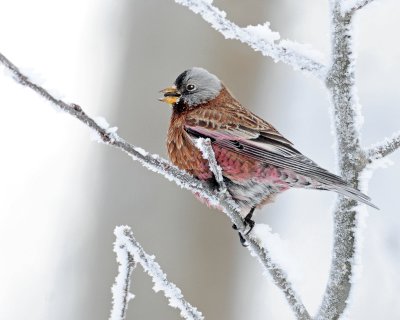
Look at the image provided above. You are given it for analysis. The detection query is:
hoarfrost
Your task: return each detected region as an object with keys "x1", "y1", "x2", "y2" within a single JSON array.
[
  {"x1": 90, "y1": 116, "x2": 119, "y2": 143},
  {"x1": 175, "y1": 0, "x2": 326, "y2": 78},
  {"x1": 340, "y1": 0, "x2": 378, "y2": 14},
  {"x1": 280, "y1": 39, "x2": 326, "y2": 65},
  {"x1": 251, "y1": 224, "x2": 302, "y2": 285},
  {"x1": 244, "y1": 22, "x2": 280, "y2": 43},
  {"x1": 109, "y1": 232, "x2": 135, "y2": 320},
  {"x1": 114, "y1": 226, "x2": 204, "y2": 320}
]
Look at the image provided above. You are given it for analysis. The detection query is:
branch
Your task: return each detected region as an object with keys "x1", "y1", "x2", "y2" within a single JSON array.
[
  {"x1": 174, "y1": 0, "x2": 327, "y2": 79},
  {"x1": 341, "y1": 0, "x2": 376, "y2": 14},
  {"x1": 195, "y1": 138, "x2": 225, "y2": 190},
  {"x1": 195, "y1": 138, "x2": 310, "y2": 320},
  {"x1": 366, "y1": 130, "x2": 400, "y2": 161},
  {"x1": 318, "y1": 2, "x2": 364, "y2": 319},
  {"x1": 0, "y1": 51, "x2": 309, "y2": 319},
  {"x1": 114, "y1": 226, "x2": 204, "y2": 320},
  {"x1": 110, "y1": 233, "x2": 136, "y2": 320}
]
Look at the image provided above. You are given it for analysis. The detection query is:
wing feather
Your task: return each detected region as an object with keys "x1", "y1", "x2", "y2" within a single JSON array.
[{"x1": 184, "y1": 106, "x2": 377, "y2": 208}]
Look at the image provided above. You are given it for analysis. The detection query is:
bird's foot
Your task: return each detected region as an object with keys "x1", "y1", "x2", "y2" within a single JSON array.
[
  {"x1": 232, "y1": 224, "x2": 247, "y2": 246},
  {"x1": 232, "y1": 207, "x2": 256, "y2": 247}
]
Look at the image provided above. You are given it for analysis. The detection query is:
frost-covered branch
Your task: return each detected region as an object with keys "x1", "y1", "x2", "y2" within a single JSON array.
[
  {"x1": 174, "y1": 0, "x2": 327, "y2": 78},
  {"x1": 317, "y1": 2, "x2": 366, "y2": 319},
  {"x1": 366, "y1": 131, "x2": 400, "y2": 161},
  {"x1": 195, "y1": 138, "x2": 310, "y2": 320},
  {"x1": 0, "y1": 51, "x2": 309, "y2": 319},
  {"x1": 114, "y1": 226, "x2": 203, "y2": 320},
  {"x1": 341, "y1": 0, "x2": 376, "y2": 13},
  {"x1": 195, "y1": 138, "x2": 226, "y2": 190},
  {"x1": 110, "y1": 234, "x2": 135, "y2": 320}
]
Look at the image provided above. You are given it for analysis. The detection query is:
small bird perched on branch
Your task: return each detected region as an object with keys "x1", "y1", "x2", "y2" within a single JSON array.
[{"x1": 160, "y1": 67, "x2": 377, "y2": 242}]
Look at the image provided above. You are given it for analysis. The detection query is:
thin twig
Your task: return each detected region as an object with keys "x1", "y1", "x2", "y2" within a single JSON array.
[
  {"x1": 110, "y1": 236, "x2": 136, "y2": 320},
  {"x1": 175, "y1": 0, "x2": 327, "y2": 79},
  {"x1": 343, "y1": 0, "x2": 376, "y2": 13},
  {"x1": 366, "y1": 131, "x2": 400, "y2": 161},
  {"x1": 115, "y1": 226, "x2": 204, "y2": 320},
  {"x1": 195, "y1": 138, "x2": 226, "y2": 190},
  {"x1": 195, "y1": 138, "x2": 311, "y2": 320}
]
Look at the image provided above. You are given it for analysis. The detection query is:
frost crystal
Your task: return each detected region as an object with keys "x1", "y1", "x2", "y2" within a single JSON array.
[
  {"x1": 113, "y1": 226, "x2": 204, "y2": 320},
  {"x1": 244, "y1": 22, "x2": 280, "y2": 43}
]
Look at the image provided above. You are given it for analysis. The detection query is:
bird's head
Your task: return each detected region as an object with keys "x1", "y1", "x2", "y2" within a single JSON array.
[{"x1": 160, "y1": 67, "x2": 222, "y2": 107}]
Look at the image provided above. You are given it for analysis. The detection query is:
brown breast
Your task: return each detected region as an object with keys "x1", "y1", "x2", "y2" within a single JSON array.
[{"x1": 167, "y1": 110, "x2": 213, "y2": 180}]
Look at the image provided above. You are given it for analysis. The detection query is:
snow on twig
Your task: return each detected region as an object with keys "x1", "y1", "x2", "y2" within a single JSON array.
[
  {"x1": 114, "y1": 226, "x2": 204, "y2": 320},
  {"x1": 174, "y1": 0, "x2": 327, "y2": 79},
  {"x1": 195, "y1": 138, "x2": 225, "y2": 190},
  {"x1": 366, "y1": 130, "x2": 400, "y2": 161},
  {"x1": 341, "y1": 0, "x2": 377, "y2": 14},
  {"x1": 110, "y1": 235, "x2": 136, "y2": 320},
  {"x1": 0, "y1": 51, "x2": 309, "y2": 319}
]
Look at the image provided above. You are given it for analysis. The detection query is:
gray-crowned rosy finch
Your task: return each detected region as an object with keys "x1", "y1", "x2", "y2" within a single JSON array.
[{"x1": 160, "y1": 67, "x2": 377, "y2": 240}]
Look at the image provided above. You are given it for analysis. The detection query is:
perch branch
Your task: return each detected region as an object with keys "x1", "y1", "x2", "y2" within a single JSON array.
[
  {"x1": 195, "y1": 138, "x2": 310, "y2": 320},
  {"x1": 114, "y1": 226, "x2": 204, "y2": 320},
  {"x1": 0, "y1": 51, "x2": 309, "y2": 320},
  {"x1": 195, "y1": 138, "x2": 226, "y2": 190},
  {"x1": 175, "y1": 0, "x2": 327, "y2": 79},
  {"x1": 110, "y1": 234, "x2": 135, "y2": 320}
]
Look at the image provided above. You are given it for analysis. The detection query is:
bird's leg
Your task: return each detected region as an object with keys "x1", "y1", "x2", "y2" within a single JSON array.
[
  {"x1": 244, "y1": 207, "x2": 255, "y2": 235},
  {"x1": 232, "y1": 207, "x2": 256, "y2": 246}
]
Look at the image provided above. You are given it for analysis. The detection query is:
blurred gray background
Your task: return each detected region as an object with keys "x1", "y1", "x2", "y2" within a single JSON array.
[{"x1": 1, "y1": 0, "x2": 399, "y2": 319}]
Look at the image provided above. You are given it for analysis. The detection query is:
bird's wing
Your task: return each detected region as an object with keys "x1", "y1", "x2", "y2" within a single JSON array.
[{"x1": 184, "y1": 105, "x2": 377, "y2": 208}]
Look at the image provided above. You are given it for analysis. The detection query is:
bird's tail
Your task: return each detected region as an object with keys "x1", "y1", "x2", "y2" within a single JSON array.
[{"x1": 325, "y1": 184, "x2": 379, "y2": 209}]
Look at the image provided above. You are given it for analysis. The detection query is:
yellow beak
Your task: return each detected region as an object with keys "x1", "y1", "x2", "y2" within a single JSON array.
[{"x1": 159, "y1": 86, "x2": 181, "y2": 105}]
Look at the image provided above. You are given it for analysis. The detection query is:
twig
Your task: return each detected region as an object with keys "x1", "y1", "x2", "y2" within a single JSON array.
[
  {"x1": 195, "y1": 138, "x2": 311, "y2": 320},
  {"x1": 195, "y1": 138, "x2": 225, "y2": 190},
  {"x1": 366, "y1": 130, "x2": 400, "y2": 161},
  {"x1": 110, "y1": 235, "x2": 136, "y2": 320},
  {"x1": 174, "y1": 0, "x2": 327, "y2": 79},
  {"x1": 342, "y1": 0, "x2": 376, "y2": 13},
  {"x1": 0, "y1": 50, "x2": 309, "y2": 319},
  {"x1": 114, "y1": 226, "x2": 204, "y2": 320}
]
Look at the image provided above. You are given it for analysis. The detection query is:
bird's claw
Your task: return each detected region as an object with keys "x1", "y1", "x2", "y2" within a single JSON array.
[{"x1": 232, "y1": 213, "x2": 256, "y2": 247}]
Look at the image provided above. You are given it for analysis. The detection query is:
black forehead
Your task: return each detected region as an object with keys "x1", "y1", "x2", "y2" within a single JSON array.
[{"x1": 174, "y1": 70, "x2": 189, "y2": 87}]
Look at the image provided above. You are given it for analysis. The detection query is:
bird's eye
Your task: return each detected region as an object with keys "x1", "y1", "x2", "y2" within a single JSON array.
[{"x1": 186, "y1": 84, "x2": 196, "y2": 91}]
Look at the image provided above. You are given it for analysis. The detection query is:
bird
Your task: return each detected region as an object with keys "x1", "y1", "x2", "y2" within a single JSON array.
[{"x1": 159, "y1": 67, "x2": 377, "y2": 243}]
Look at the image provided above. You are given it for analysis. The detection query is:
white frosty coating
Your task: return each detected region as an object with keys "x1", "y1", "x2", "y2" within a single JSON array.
[
  {"x1": 367, "y1": 130, "x2": 400, "y2": 160},
  {"x1": 19, "y1": 66, "x2": 65, "y2": 100},
  {"x1": 174, "y1": 0, "x2": 326, "y2": 78},
  {"x1": 94, "y1": 116, "x2": 110, "y2": 129},
  {"x1": 195, "y1": 138, "x2": 224, "y2": 186},
  {"x1": 109, "y1": 234, "x2": 136, "y2": 320},
  {"x1": 244, "y1": 22, "x2": 280, "y2": 43},
  {"x1": 340, "y1": 0, "x2": 377, "y2": 14},
  {"x1": 359, "y1": 156, "x2": 393, "y2": 193},
  {"x1": 90, "y1": 116, "x2": 119, "y2": 143},
  {"x1": 252, "y1": 224, "x2": 302, "y2": 284},
  {"x1": 280, "y1": 39, "x2": 327, "y2": 65},
  {"x1": 114, "y1": 226, "x2": 204, "y2": 320}
]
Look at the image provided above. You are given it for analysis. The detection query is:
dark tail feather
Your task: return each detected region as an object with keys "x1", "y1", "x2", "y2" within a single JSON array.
[{"x1": 328, "y1": 184, "x2": 379, "y2": 209}]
